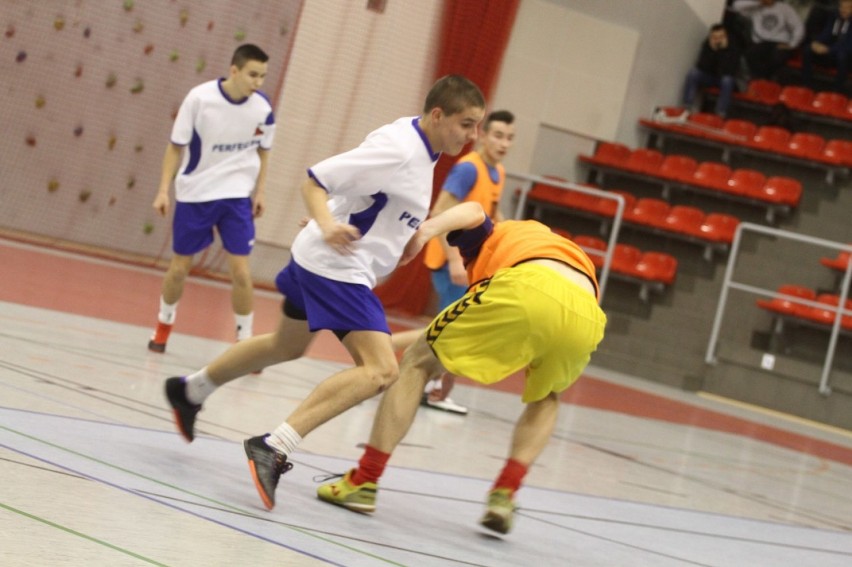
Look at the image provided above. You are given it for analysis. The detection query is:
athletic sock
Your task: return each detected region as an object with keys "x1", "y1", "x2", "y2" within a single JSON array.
[
  {"x1": 351, "y1": 445, "x2": 391, "y2": 486},
  {"x1": 266, "y1": 422, "x2": 302, "y2": 456},
  {"x1": 184, "y1": 368, "x2": 216, "y2": 405},
  {"x1": 492, "y1": 458, "x2": 528, "y2": 493},
  {"x1": 235, "y1": 312, "x2": 254, "y2": 341},
  {"x1": 158, "y1": 296, "x2": 178, "y2": 325}
]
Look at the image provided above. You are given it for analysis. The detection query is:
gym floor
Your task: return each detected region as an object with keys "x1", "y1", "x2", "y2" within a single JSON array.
[{"x1": 2, "y1": 239, "x2": 852, "y2": 566}]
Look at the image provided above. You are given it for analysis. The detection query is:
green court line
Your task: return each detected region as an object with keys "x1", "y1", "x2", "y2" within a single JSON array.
[
  {"x1": 0, "y1": 502, "x2": 168, "y2": 566},
  {"x1": 2, "y1": 424, "x2": 404, "y2": 566}
]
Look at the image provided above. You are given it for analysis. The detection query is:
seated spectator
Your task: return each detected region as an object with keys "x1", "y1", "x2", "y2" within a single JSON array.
[
  {"x1": 801, "y1": 0, "x2": 852, "y2": 93},
  {"x1": 682, "y1": 23, "x2": 741, "y2": 118},
  {"x1": 731, "y1": 0, "x2": 805, "y2": 80}
]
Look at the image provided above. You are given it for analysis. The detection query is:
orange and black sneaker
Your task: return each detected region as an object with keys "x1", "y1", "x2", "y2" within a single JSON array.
[
  {"x1": 244, "y1": 434, "x2": 293, "y2": 510},
  {"x1": 148, "y1": 322, "x2": 173, "y2": 353},
  {"x1": 164, "y1": 377, "x2": 201, "y2": 442}
]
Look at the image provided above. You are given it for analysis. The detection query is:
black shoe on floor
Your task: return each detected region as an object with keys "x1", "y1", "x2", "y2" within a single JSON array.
[
  {"x1": 164, "y1": 377, "x2": 201, "y2": 442},
  {"x1": 244, "y1": 434, "x2": 294, "y2": 510}
]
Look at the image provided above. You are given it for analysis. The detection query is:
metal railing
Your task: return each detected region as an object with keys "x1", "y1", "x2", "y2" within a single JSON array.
[
  {"x1": 705, "y1": 222, "x2": 852, "y2": 395},
  {"x1": 506, "y1": 172, "x2": 627, "y2": 301}
]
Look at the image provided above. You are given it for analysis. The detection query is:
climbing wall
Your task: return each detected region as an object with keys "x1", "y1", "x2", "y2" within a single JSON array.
[{"x1": 0, "y1": 0, "x2": 302, "y2": 260}]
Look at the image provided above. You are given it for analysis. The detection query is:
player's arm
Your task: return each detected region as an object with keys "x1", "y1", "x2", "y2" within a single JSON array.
[
  {"x1": 300, "y1": 176, "x2": 361, "y2": 254},
  {"x1": 252, "y1": 148, "x2": 270, "y2": 218},
  {"x1": 400, "y1": 202, "x2": 485, "y2": 266},
  {"x1": 152, "y1": 143, "x2": 183, "y2": 217}
]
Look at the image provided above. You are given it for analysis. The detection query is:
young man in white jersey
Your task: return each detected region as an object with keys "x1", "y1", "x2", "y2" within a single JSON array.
[
  {"x1": 148, "y1": 44, "x2": 275, "y2": 353},
  {"x1": 163, "y1": 75, "x2": 486, "y2": 511}
]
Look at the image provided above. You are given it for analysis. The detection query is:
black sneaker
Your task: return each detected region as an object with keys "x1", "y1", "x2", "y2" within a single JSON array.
[
  {"x1": 147, "y1": 339, "x2": 166, "y2": 353},
  {"x1": 244, "y1": 434, "x2": 293, "y2": 510},
  {"x1": 164, "y1": 377, "x2": 201, "y2": 443}
]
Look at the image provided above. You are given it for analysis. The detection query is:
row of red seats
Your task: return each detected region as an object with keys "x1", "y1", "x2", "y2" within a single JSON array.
[
  {"x1": 551, "y1": 227, "x2": 678, "y2": 291},
  {"x1": 722, "y1": 79, "x2": 852, "y2": 122},
  {"x1": 529, "y1": 183, "x2": 740, "y2": 243},
  {"x1": 641, "y1": 111, "x2": 852, "y2": 167},
  {"x1": 580, "y1": 142, "x2": 802, "y2": 206},
  {"x1": 821, "y1": 249, "x2": 851, "y2": 273},
  {"x1": 757, "y1": 285, "x2": 852, "y2": 331}
]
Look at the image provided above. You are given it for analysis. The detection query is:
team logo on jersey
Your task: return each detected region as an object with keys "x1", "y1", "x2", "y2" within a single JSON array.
[{"x1": 254, "y1": 123, "x2": 265, "y2": 136}]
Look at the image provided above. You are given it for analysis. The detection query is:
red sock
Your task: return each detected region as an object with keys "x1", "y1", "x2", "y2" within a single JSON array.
[
  {"x1": 351, "y1": 445, "x2": 390, "y2": 486},
  {"x1": 492, "y1": 458, "x2": 528, "y2": 493}
]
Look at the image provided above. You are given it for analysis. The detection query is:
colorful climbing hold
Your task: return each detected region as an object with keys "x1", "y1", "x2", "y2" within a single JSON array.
[
  {"x1": 234, "y1": 29, "x2": 246, "y2": 41},
  {"x1": 47, "y1": 179, "x2": 60, "y2": 193},
  {"x1": 16, "y1": 51, "x2": 27, "y2": 63},
  {"x1": 108, "y1": 135, "x2": 117, "y2": 150},
  {"x1": 123, "y1": 0, "x2": 134, "y2": 12},
  {"x1": 169, "y1": 50, "x2": 179, "y2": 62},
  {"x1": 207, "y1": 21, "x2": 214, "y2": 31},
  {"x1": 35, "y1": 95, "x2": 46, "y2": 109},
  {"x1": 73, "y1": 125, "x2": 84, "y2": 137},
  {"x1": 78, "y1": 189, "x2": 92, "y2": 203},
  {"x1": 179, "y1": 9, "x2": 189, "y2": 27},
  {"x1": 134, "y1": 143, "x2": 144, "y2": 153},
  {"x1": 130, "y1": 79, "x2": 144, "y2": 94},
  {"x1": 5, "y1": 25, "x2": 15, "y2": 38},
  {"x1": 144, "y1": 44, "x2": 154, "y2": 55},
  {"x1": 25, "y1": 135, "x2": 36, "y2": 147},
  {"x1": 83, "y1": 26, "x2": 91, "y2": 38},
  {"x1": 108, "y1": 196, "x2": 117, "y2": 206},
  {"x1": 106, "y1": 73, "x2": 117, "y2": 88},
  {"x1": 127, "y1": 176, "x2": 136, "y2": 189},
  {"x1": 74, "y1": 64, "x2": 83, "y2": 78},
  {"x1": 143, "y1": 222, "x2": 154, "y2": 234},
  {"x1": 54, "y1": 17, "x2": 65, "y2": 31},
  {"x1": 195, "y1": 58, "x2": 206, "y2": 73},
  {"x1": 133, "y1": 20, "x2": 144, "y2": 33}
]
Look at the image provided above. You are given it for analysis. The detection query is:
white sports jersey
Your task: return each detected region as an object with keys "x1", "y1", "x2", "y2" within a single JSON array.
[
  {"x1": 170, "y1": 79, "x2": 275, "y2": 202},
  {"x1": 291, "y1": 116, "x2": 438, "y2": 288}
]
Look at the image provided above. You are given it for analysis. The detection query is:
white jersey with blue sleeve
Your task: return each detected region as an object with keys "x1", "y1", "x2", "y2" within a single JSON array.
[
  {"x1": 170, "y1": 79, "x2": 275, "y2": 203},
  {"x1": 291, "y1": 116, "x2": 438, "y2": 288}
]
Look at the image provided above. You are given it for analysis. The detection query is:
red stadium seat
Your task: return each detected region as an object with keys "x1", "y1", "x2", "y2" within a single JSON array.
[
  {"x1": 573, "y1": 235, "x2": 607, "y2": 268},
  {"x1": 755, "y1": 176, "x2": 802, "y2": 206},
  {"x1": 634, "y1": 252, "x2": 678, "y2": 285},
  {"x1": 664, "y1": 205, "x2": 706, "y2": 237},
  {"x1": 785, "y1": 132, "x2": 825, "y2": 159},
  {"x1": 800, "y1": 294, "x2": 852, "y2": 329},
  {"x1": 810, "y1": 91, "x2": 847, "y2": 116},
  {"x1": 527, "y1": 183, "x2": 566, "y2": 206},
  {"x1": 551, "y1": 227, "x2": 572, "y2": 240},
  {"x1": 687, "y1": 112, "x2": 725, "y2": 131},
  {"x1": 822, "y1": 139, "x2": 852, "y2": 166},
  {"x1": 692, "y1": 161, "x2": 733, "y2": 192},
  {"x1": 820, "y1": 249, "x2": 851, "y2": 272},
  {"x1": 591, "y1": 142, "x2": 631, "y2": 166},
  {"x1": 726, "y1": 168, "x2": 767, "y2": 196},
  {"x1": 610, "y1": 244, "x2": 642, "y2": 276},
  {"x1": 699, "y1": 213, "x2": 739, "y2": 243},
  {"x1": 756, "y1": 284, "x2": 816, "y2": 317},
  {"x1": 779, "y1": 85, "x2": 815, "y2": 111},
  {"x1": 722, "y1": 119, "x2": 757, "y2": 143},
  {"x1": 751, "y1": 126, "x2": 791, "y2": 152},
  {"x1": 742, "y1": 79, "x2": 782, "y2": 104},
  {"x1": 625, "y1": 198, "x2": 670, "y2": 228},
  {"x1": 624, "y1": 148, "x2": 664, "y2": 174},
  {"x1": 659, "y1": 154, "x2": 698, "y2": 183},
  {"x1": 596, "y1": 189, "x2": 636, "y2": 217}
]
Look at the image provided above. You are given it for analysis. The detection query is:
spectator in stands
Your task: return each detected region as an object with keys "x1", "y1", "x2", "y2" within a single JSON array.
[
  {"x1": 731, "y1": 0, "x2": 805, "y2": 80},
  {"x1": 801, "y1": 0, "x2": 852, "y2": 94},
  {"x1": 682, "y1": 23, "x2": 742, "y2": 118}
]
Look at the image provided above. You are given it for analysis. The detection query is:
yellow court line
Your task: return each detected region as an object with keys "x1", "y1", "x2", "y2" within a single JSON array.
[{"x1": 697, "y1": 391, "x2": 852, "y2": 440}]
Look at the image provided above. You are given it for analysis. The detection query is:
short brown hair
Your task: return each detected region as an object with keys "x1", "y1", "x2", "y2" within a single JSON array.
[
  {"x1": 231, "y1": 44, "x2": 269, "y2": 68},
  {"x1": 423, "y1": 75, "x2": 485, "y2": 116}
]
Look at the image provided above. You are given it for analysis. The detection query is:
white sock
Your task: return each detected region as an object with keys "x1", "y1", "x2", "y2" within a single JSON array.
[
  {"x1": 235, "y1": 312, "x2": 254, "y2": 341},
  {"x1": 158, "y1": 296, "x2": 178, "y2": 325},
  {"x1": 265, "y1": 422, "x2": 302, "y2": 456},
  {"x1": 184, "y1": 367, "x2": 217, "y2": 405}
]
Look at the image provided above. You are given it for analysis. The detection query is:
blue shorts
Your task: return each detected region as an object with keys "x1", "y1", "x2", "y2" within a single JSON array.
[
  {"x1": 275, "y1": 259, "x2": 390, "y2": 335},
  {"x1": 172, "y1": 198, "x2": 255, "y2": 256},
  {"x1": 430, "y1": 264, "x2": 469, "y2": 311}
]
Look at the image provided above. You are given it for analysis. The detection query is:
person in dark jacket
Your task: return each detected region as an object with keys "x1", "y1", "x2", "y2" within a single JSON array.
[
  {"x1": 801, "y1": 0, "x2": 852, "y2": 93},
  {"x1": 682, "y1": 23, "x2": 742, "y2": 117}
]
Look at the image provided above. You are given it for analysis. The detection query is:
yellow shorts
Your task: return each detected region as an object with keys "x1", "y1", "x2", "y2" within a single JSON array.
[{"x1": 426, "y1": 263, "x2": 607, "y2": 403}]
